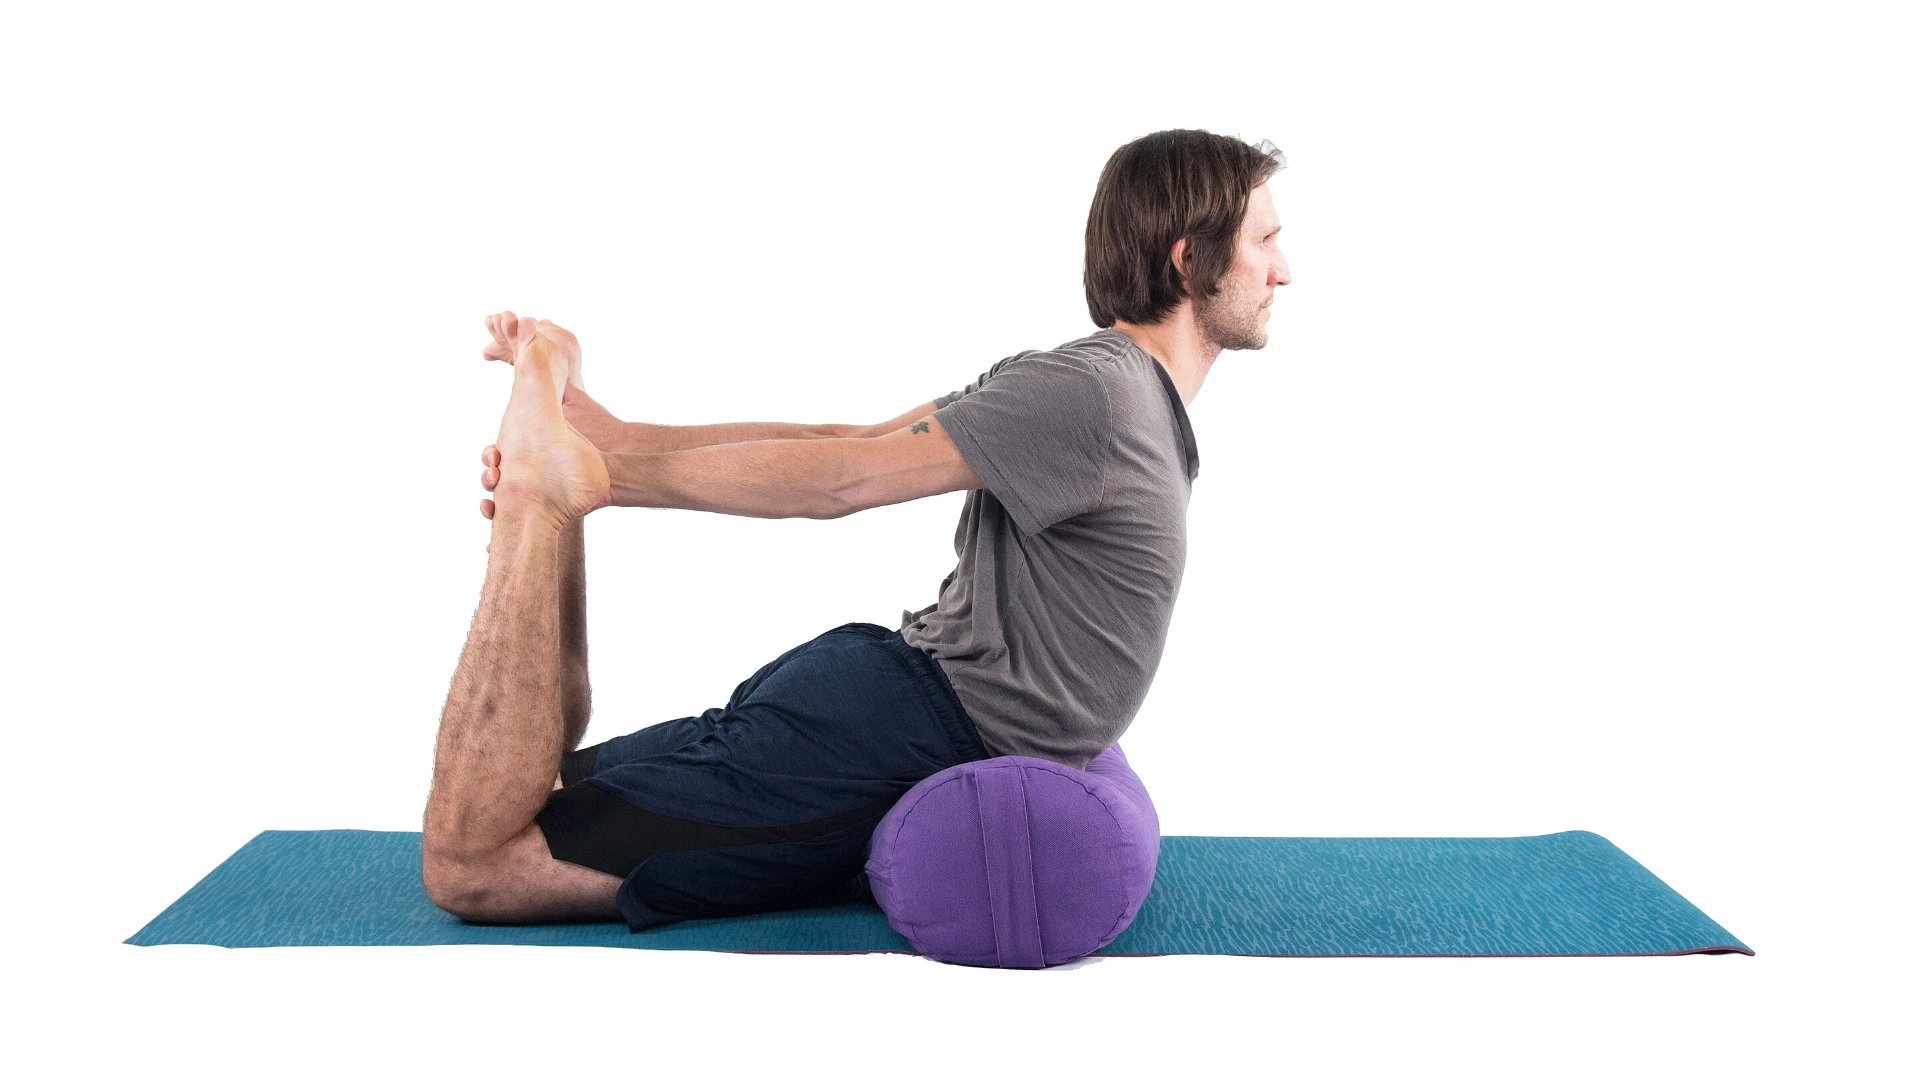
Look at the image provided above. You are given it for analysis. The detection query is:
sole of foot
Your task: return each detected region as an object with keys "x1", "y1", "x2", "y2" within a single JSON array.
[{"x1": 485, "y1": 332, "x2": 609, "y2": 526}]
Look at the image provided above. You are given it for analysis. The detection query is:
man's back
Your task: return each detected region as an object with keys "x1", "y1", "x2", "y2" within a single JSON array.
[{"x1": 903, "y1": 328, "x2": 1200, "y2": 768}]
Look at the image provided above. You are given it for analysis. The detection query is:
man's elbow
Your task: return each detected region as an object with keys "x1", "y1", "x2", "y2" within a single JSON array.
[
  {"x1": 820, "y1": 473, "x2": 951, "y2": 518},
  {"x1": 806, "y1": 490, "x2": 866, "y2": 519},
  {"x1": 802, "y1": 446, "x2": 887, "y2": 518}
]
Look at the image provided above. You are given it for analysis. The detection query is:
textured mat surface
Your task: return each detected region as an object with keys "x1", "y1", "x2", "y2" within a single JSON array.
[{"x1": 127, "y1": 830, "x2": 1750, "y2": 957}]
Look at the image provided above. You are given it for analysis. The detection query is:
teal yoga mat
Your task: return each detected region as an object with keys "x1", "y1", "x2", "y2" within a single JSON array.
[{"x1": 127, "y1": 830, "x2": 1750, "y2": 957}]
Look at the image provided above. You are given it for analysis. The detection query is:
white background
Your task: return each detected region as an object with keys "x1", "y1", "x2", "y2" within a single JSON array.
[{"x1": 3, "y1": 1, "x2": 1914, "y2": 1075}]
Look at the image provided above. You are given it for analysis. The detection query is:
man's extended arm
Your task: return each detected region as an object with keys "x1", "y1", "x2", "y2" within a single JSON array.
[
  {"x1": 602, "y1": 413, "x2": 979, "y2": 519},
  {"x1": 564, "y1": 388, "x2": 937, "y2": 453}
]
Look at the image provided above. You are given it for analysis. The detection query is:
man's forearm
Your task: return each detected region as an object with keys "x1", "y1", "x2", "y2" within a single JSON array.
[
  {"x1": 603, "y1": 440, "x2": 863, "y2": 519},
  {"x1": 595, "y1": 420, "x2": 854, "y2": 453},
  {"x1": 564, "y1": 388, "x2": 852, "y2": 453}
]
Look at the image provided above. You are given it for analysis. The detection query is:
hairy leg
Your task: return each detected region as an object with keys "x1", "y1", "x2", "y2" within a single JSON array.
[
  {"x1": 477, "y1": 468, "x2": 587, "y2": 776},
  {"x1": 425, "y1": 323, "x2": 617, "y2": 923},
  {"x1": 558, "y1": 516, "x2": 589, "y2": 751}
]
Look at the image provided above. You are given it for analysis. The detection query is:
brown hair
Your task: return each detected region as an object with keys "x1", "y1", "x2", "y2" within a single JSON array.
[{"x1": 1083, "y1": 130, "x2": 1285, "y2": 328}]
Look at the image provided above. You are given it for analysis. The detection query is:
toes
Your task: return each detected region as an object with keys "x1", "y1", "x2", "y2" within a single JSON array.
[{"x1": 484, "y1": 314, "x2": 516, "y2": 361}]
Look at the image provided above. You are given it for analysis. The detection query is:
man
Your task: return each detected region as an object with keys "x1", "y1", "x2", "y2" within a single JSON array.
[{"x1": 423, "y1": 129, "x2": 1291, "y2": 928}]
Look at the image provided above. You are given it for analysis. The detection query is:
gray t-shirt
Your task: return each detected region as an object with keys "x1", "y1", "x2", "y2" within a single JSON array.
[{"x1": 901, "y1": 329, "x2": 1200, "y2": 769}]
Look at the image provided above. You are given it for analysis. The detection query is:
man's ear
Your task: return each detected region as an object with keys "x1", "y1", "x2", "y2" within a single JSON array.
[{"x1": 1171, "y1": 237, "x2": 1192, "y2": 291}]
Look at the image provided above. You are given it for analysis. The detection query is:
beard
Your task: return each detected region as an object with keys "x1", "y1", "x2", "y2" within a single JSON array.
[{"x1": 1194, "y1": 278, "x2": 1269, "y2": 352}]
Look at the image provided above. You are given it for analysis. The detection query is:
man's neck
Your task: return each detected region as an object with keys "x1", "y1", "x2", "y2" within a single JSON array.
[{"x1": 1108, "y1": 314, "x2": 1219, "y2": 407}]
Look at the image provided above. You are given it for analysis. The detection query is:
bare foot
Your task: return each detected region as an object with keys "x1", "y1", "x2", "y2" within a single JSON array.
[
  {"x1": 483, "y1": 311, "x2": 585, "y2": 400},
  {"x1": 478, "y1": 330, "x2": 609, "y2": 525}
]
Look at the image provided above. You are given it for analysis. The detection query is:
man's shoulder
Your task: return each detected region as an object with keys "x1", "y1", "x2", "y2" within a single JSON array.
[
  {"x1": 1044, "y1": 328, "x2": 1139, "y2": 364},
  {"x1": 1036, "y1": 330, "x2": 1194, "y2": 478},
  {"x1": 995, "y1": 329, "x2": 1143, "y2": 379}
]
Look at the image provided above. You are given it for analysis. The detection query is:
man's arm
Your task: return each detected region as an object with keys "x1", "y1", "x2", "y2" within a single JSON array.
[
  {"x1": 602, "y1": 413, "x2": 979, "y2": 519},
  {"x1": 565, "y1": 389, "x2": 937, "y2": 453}
]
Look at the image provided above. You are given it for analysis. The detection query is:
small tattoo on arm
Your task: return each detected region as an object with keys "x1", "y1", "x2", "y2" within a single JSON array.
[{"x1": 909, "y1": 420, "x2": 930, "y2": 434}]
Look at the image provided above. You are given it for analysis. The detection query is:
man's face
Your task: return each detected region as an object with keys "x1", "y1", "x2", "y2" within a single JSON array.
[{"x1": 1194, "y1": 182, "x2": 1291, "y2": 352}]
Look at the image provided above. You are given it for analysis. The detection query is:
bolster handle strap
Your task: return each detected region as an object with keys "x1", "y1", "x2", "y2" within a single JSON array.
[{"x1": 972, "y1": 765, "x2": 1045, "y2": 968}]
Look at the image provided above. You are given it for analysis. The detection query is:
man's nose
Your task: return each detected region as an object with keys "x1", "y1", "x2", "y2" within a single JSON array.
[{"x1": 1272, "y1": 249, "x2": 1292, "y2": 287}]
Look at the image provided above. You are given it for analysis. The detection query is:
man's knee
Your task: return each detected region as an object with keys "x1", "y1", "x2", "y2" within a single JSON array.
[{"x1": 422, "y1": 850, "x2": 509, "y2": 923}]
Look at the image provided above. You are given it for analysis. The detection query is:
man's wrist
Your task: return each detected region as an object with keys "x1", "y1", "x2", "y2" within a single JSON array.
[
  {"x1": 603, "y1": 451, "x2": 666, "y2": 508},
  {"x1": 592, "y1": 422, "x2": 659, "y2": 454}
]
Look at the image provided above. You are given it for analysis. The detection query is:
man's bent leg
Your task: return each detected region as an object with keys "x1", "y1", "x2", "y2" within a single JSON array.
[
  {"x1": 423, "y1": 319, "x2": 619, "y2": 924},
  {"x1": 423, "y1": 516, "x2": 620, "y2": 922}
]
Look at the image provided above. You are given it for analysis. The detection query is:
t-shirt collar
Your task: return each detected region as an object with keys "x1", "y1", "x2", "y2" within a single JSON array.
[{"x1": 1103, "y1": 330, "x2": 1200, "y2": 483}]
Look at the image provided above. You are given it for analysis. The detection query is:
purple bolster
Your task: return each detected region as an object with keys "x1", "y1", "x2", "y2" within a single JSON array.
[{"x1": 866, "y1": 744, "x2": 1161, "y2": 968}]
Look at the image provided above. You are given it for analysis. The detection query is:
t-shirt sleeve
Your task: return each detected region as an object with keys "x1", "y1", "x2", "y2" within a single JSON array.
[
  {"x1": 932, "y1": 351, "x2": 1112, "y2": 535},
  {"x1": 935, "y1": 351, "x2": 1026, "y2": 409}
]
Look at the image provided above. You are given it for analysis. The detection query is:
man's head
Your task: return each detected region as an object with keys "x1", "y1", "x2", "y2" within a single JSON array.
[{"x1": 1084, "y1": 130, "x2": 1289, "y2": 351}]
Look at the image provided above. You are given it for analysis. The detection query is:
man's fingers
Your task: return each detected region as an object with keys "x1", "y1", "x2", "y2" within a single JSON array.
[
  {"x1": 481, "y1": 498, "x2": 495, "y2": 520},
  {"x1": 481, "y1": 466, "x2": 499, "y2": 491},
  {"x1": 481, "y1": 445, "x2": 500, "y2": 467}
]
